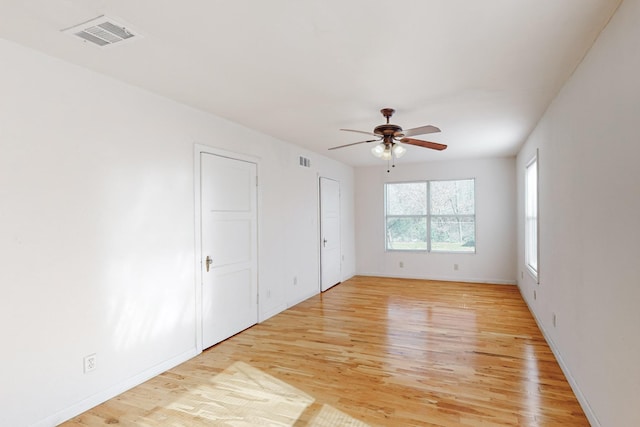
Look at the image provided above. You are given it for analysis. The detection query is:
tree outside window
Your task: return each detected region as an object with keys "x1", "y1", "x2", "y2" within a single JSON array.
[{"x1": 385, "y1": 179, "x2": 475, "y2": 252}]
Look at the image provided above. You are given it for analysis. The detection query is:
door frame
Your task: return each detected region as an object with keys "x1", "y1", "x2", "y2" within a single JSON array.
[{"x1": 193, "y1": 144, "x2": 260, "y2": 352}]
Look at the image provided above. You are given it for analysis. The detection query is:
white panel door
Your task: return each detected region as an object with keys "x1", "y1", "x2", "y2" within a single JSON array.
[
  {"x1": 320, "y1": 177, "x2": 341, "y2": 292},
  {"x1": 201, "y1": 153, "x2": 257, "y2": 349}
]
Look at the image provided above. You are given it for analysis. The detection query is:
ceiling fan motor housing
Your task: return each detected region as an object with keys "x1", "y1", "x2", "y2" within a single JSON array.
[
  {"x1": 374, "y1": 124, "x2": 404, "y2": 144},
  {"x1": 376, "y1": 108, "x2": 405, "y2": 144}
]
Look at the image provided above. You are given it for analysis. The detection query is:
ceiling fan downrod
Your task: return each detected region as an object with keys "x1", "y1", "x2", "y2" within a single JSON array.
[{"x1": 380, "y1": 108, "x2": 395, "y2": 123}]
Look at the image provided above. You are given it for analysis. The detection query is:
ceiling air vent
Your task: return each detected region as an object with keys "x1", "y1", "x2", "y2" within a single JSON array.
[{"x1": 62, "y1": 15, "x2": 141, "y2": 47}]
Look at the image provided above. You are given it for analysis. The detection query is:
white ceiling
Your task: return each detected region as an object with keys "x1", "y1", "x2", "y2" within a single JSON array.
[{"x1": 0, "y1": 0, "x2": 621, "y2": 166}]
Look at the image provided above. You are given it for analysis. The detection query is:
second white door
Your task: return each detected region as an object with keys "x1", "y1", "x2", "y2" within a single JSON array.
[{"x1": 320, "y1": 177, "x2": 341, "y2": 292}]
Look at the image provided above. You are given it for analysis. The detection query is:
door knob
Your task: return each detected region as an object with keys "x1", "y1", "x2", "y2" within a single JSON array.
[
  {"x1": 205, "y1": 256, "x2": 213, "y2": 272},
  {"x1": 323, "y1": 238, "x2": 328, "y2": 247}
]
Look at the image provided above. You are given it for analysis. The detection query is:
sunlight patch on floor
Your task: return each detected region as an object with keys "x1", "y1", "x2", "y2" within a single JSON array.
[
  {"x1": 168, "y1": 361, "x2": 313, "y2": 425},
  {"x1": 308, "y1": 404, "x2": 370, "y2": 427},
  {"x1": 166, "y1": 361, "x2": 368, "y2": 426}
]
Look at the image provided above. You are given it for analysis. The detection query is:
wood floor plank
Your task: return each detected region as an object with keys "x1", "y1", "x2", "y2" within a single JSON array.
[{"x1": 63, "y1": 277, "x2": 589, "y2": 426}]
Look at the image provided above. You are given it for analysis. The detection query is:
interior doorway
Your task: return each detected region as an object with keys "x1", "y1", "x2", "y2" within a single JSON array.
[{"x1": 320, "y1": 177, "x2": 341, "y2": 292}]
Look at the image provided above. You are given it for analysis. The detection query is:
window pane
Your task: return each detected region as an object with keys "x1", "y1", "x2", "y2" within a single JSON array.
[
  {"x1": 430, "y1": 179, "x2": 474, "y2": 215},
  {"x1": 525, "y1": 159, "x2": 538, "y2": 274},
  {"x1": 431, "y1": 217, "x2": 475, "y2": 252},
  {"x1": 386, "y1": 182, "x2": 427, "y2": 215},
  {"x1": 526, "y1": 218, "x2": 538, "y2": 271},
  {"x1": 386, "y1": 217, "x2": 427, "y2": 250}
]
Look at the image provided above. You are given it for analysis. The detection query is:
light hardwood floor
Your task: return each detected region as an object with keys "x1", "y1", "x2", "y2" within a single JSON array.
[{"x1": 63, "y1": 276, "x2": 589, "y2": 426}]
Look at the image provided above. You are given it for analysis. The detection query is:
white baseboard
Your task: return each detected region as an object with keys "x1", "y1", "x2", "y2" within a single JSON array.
[
  {"x1": 286, "y1": 288, "x2": 319, "y2": 309},
  {"x1": 261, "y1": 275, "x2": 356, "y2": 322},
  {"x1": 35, "y1": 347, "x2": 199, "y2": 427},
  {"x1": 260, "y1": 303, "x2": 288, "y2": 323},
  {"x1": 356, "y1": 272, "x2": 516, "y2": 285},
  {"x1": 517, "y1": 285, "x2": 600, "y2": 427}
]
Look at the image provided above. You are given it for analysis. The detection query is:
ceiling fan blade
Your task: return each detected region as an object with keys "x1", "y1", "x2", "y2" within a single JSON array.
[
  {"x1": 340, "y1": 128, "x2": 379, "y2": 137},
  {"x1": 328, "y1": 138, "x2": 381, "y2": 150},
  {"x1": 400, "y1": 138, "x2": 447, "y2": 151},
  {"x1": 403, "y1": 125, "x2": 441, "y2": 137}
]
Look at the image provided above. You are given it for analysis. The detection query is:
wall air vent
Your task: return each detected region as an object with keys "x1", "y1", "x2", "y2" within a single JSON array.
[
  {"x1": 62, "y1": 15, "x2": 141, "y2": 47},
  {"x1": 299, "y1": 156, "x2": 311, "y2": 168}
]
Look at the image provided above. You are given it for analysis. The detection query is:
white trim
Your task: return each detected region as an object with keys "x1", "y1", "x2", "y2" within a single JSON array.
[
  {"x1": 287, "y1": 288, "x2": 320, "y2": 308},
  {"x1": 35, "y1": 348, "x2": 198, "y2": 427},
  {"x1": 316, "y1": 172, "x2": 322, "y2": 294},
  {"x1": 525, "y1": 151, "x2": 539, "y2": 283},
  {"x1": 193, "y1": 143, "x2": 261, "y2": 349},
  {"x1": 260, "y1": 303, "x2": 288, "y2": 323},
  {"x1": 193, "y1": 146, "x2": 203, "y2": 352},
  {"x1": 518, "y1": 287, "x2": 601, "y2": 426},
  {"x1": 356, "y1": 273, "x2": 516, "y2": 285}
]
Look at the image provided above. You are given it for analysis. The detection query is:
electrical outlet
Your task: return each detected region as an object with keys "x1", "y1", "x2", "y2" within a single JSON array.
[
  {"x1": 399, "y1": 261, "x2": 404, "y2": 268},
  {"x1": 521, "y1": 271, "x2": 524, "y2": 279},
  {"x1": 454, "y1": 264, "x2": 459, "y2": 271},
  {"x1": 293, "y1": 276, "x2": 297, "y2": 285},
  {"x1": 533, "y1": 290, "x2": 537, "y2": 300},
  {"x1": 553, "y1": 313, "x2": 557, "y2": 327},
  {"x1": 84, "y1": 354, "x2": 96, "y2": 373}
]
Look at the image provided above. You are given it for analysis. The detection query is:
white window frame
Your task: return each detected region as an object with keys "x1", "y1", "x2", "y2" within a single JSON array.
[
  {"x1": 384, "y1": 179, "x2": 476, "y2": 253},
  {"x1": 525, "y1": 153, "x2": 539, "y2": 281}
]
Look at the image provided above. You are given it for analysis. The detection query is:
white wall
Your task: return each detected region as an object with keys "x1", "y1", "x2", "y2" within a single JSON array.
[
  {"x1": 516, "y1": 0, "x2": 640, "y2": 425},
  {"x1": 355, "y1": 158, "x2": 516, "y2": 284},
  {"x1": 0, "y1": 39, "x2": 355, "y2": 426}
]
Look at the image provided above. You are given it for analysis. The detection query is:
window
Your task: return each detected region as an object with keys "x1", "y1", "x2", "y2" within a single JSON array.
[
  {"x1": 385, "y1": 179, "x2": 475, "y2": 252},
  {"x1": 385, "y1": 182, "x2": 428, "y2": 250},
  {"x1": 525, "y1": 155, "x2": 538, "y2": 279},
  {"x1": 429, "y1": 180, "x2": 475, "y2": 252}
]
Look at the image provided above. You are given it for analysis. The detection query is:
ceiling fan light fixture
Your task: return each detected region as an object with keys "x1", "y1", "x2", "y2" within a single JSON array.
[
  {"x1": 381, "y1": 148, "x2": 392, "y2": 161},
  {"x1": 371, "y1": 143, "x2": 385, "y2": 157},
  {"x1": 392, "y1": 144, "x2": 406, "y2": 158}
]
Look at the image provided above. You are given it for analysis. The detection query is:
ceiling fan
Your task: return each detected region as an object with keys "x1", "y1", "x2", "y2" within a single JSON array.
[{"x1": 329, "y1": 108, "x2": 447, "y2": 161}]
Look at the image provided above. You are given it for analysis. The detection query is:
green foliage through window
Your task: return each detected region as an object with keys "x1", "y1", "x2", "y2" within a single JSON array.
[{"x1": 385, "y1": 179, "x2": 475, "y2": 252}]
